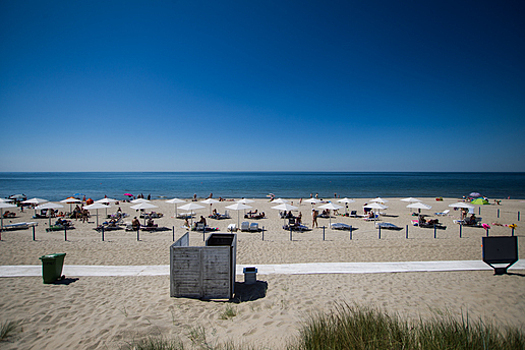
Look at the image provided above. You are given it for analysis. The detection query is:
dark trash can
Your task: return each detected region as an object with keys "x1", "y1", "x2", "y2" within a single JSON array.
[{"x1": 39, "y1": 253, "x2": 66, "y2": 284}]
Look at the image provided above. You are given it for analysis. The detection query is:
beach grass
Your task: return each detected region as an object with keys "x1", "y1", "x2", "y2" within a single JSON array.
[
  {"x1": 0, "y1": 320, "x2": 19, "y2": 342},
  {"x1": 121, "y1": 304, "x2": 525, "y2": 350},
  {"x1": 288, "y1": 303, "x2": 525, "y2": 350}
]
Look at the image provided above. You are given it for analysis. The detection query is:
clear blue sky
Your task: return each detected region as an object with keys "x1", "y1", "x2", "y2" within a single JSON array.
[{"x1": 1, "y1": 1, "x2": 524, "y2": 172}]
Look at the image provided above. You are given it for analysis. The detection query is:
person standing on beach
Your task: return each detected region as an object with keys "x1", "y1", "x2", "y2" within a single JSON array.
[{"x1": 312, "y1": 209, "x2": 318, "y2": 228}]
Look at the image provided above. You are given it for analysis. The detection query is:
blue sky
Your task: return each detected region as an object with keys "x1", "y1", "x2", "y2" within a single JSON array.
[{"x1": 1, "y1": 1, "x2": 524, "y2": 172}]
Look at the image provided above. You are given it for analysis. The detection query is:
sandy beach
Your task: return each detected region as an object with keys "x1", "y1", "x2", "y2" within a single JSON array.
[{"x1": 1, "y1": 197, "x2": 524, "y2": 349}]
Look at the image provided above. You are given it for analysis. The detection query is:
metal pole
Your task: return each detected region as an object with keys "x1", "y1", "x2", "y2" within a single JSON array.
[
  {"x1": 512, "y1": 227, "x2": 515, "y2": 236},
  {"x1": 32, "y1": 225, "x2": 36, "y2": 241},
  {"x1": 486, "y1": 228, "x2": 489, "y2": 237},
  {"x1": 349, "y1": 225, "x2": 352, "y2": 240},
  {"x1": 137, "y1": 227, "x2": 140, "y2": 241},
  {"x1": 405, "y1": 225, "x2": 408, "y2": 239},
  {"x1": 172, "y1": 226, "x2": 175, "y2": 241},
  {"x1": 290, "y1": 226, "x2": 292, "y2": 241},
  {"x1": 478, "y1": 207, "x2": 481, "y2": 215},
  {"x1": 378, "y1": 226, "x2": 381, "y2": 239},
  {"x1": 518, "y1": 211, "x2": 521, "y2": 221},
  {"x1": 459, "y1": 223, "x2": 462, "y2": 238},
  {"x1": 102, "y1": 226, "x2": 105, "y2": 241},
  {"x1": 203, "y1": 226, "x2": 206, "y2": 242},
  {"x1": 497, "y1": 209, "x2": 500, "y2": 218},
  {"x1": 64, "y1": 226, "x2": 67, "y2": 241},
  {"x1": 433, "y1": 224, "x2": 436, "y2": 239},
  {"x1": 322, "y1": 226, "x2": 325, "y2": 241},
  {"x1": 262, "y1": 226, "x2": 264, "y2": 241}
]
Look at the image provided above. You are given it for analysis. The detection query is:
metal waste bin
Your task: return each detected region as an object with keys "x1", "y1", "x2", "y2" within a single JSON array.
[
  {"x1": 243, "y1": 267, "x2": 257, "y2": 285},
  {"x1": 39, "y1": 253, "x2": 66, "y2": 284}
]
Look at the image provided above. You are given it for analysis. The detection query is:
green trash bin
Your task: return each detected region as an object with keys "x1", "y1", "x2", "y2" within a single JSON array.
[{"x1": 39, "y1": 253, "x2": 66, "y2": 284}]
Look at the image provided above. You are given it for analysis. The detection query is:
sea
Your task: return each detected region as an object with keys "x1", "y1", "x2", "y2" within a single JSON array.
[{"x1": 1, "y1": 172, "x2": 524, "y2": 201}]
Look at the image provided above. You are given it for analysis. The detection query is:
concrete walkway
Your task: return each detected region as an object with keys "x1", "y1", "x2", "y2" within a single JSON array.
[{"x1": 1, "y1": 260, "x2": 524, "y2": 278}]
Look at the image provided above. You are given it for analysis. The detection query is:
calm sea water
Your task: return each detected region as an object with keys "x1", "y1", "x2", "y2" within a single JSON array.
[{"x1": 1, "y1": 172, "x2": 524, "y2": 201}]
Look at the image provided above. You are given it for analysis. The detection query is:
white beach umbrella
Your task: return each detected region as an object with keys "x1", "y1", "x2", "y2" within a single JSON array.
[
  {"x1": 130, "y1": 202, "x2": 158, "y2": 225},
  {"x1": 364, "y1": 202, "x2": 388, "y2": 216},
  {"x1": 364, "y1": 202, "x2": 388, "y2": 210},
  {"x1": 303, "y1": 198, "x2": 321, "y2": 205},
  {"x1": 271, "y1": 203, "x2": 298, "y2": 211},
  {"x1": 166, "y1": 198, "x2": 185, "y2": 218},
  {"x1": 271, "y1": 202, "x2": 298, "y2": 225},
  {"x1": 0, "y1": 198, "x2": 14, "y2": 203},
  {"x1": 370, "y1": 197, "x2": 388, "y2": 203},
  {"x1": 400, "y1": 197, "x2": 421, "y2": 203},
  {"x1": 36, "y1": 202, "x2": 65, "y2": 226},
  {"x1": 272, "y1": 198, "x2": 288, "y2": 204},
  {"x1": 178, "y1": 202, "x2": 205, "y2": 225},
  {"x1": 406, "y1": 202, "x2": 432, "y2": 214},
  {"x1": 0, "y1": 202, "x2": 17, "y2": 229},
  {"x1": 84, "y1": 202, "x2": 110, "y2": 226},
  {"x1": 238, "y1": 198, "x2": 255, "y2": 204},
  {"x1": 200, "y1": 198, "x2": 220, "y2": 216},
  {"x1": 448, "y1": 202, "x2": 475, "y2": 209},
  {"x1": 337, "y1": 198, "x2": 355, "y2": 214},
  {"x1": 23, "y1": 198, "x2": 48, "y2": 205},
  {"x1": 36, "y1": 202, "x2": 64, "y2": 211},
  {"x1": 24, "y1": 198, "x2": 49, "y2": 217},
  {"x1": 318, "y1": 202, "x2": 344, "y2": 227},
  {"x1": 96, "y1": 198, "x2": 117, "y2": 218},
  {"x1": 226, "y1": 202, "x2": 253, "y2": 227},
  {"x1": 61, "y1": 197, "x2": 82, "y2": 212},
  {"x1": 131, "y1": 198, "x2": 150, "y2": 204},
  {"x1": 96, "y1": 198, "x2": 117, "y2": 205}
]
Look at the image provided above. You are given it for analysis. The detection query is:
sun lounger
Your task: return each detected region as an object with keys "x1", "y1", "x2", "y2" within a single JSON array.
[
  {"x1": 2, "y1": 222, "x2": 38, "y2": 230},
  {"x1": 331, "y1": 223, "x2": 354, "y2": 231},
  {"x1": 435, "y1": 210, "x2": 450, "y2": 216},
  {"x1": 241, "y1": 222, "x2": 250, "y2": 232},
  {"x1": 283, "y1": 224, "x2": 312, "y2": 232},
  {"x1": 249, "y1": 222, "x2": 260, "y2": 232},
  {"x1": 227, "y1": 223, "x2": 237, "y2": 232},
  {"x1": 375, "y1": 222, "x2": 403, "y2": 230}
]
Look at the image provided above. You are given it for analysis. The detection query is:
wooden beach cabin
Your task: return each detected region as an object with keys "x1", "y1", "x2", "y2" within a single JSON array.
[{"x1": 170, "y1": 232, "x2": 237, "y2": 299}]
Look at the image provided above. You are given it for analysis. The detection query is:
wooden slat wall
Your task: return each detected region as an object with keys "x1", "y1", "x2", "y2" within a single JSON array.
[{"x1": 170, "y1": 233, "x2": 236, "y2": 299}]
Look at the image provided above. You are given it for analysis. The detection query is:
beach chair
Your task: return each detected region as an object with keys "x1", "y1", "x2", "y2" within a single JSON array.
[
  {"x1": 227, "y1": 223, "x2": 237, "y2": 232},
  {"x1": 435, "y1": 209, "x2": 450, "y2": 216},
  {"x1": 249, "y1": 222, "x2": 260, "y2": 232},
  {"x1": 241, "y1": 222, "x2": 250, "y2": 232},
  {"x1": 349, "y1": 210, "x2": 358, "y2": 217}
]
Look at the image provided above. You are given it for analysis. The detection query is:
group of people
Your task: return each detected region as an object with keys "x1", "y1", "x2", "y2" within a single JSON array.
[{"x1": 71, "y1": 205, "x2": 90, "y2": 223}]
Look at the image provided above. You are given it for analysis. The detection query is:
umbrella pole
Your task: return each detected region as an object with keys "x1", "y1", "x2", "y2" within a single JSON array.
[
  {"x1": 96, "y1": 209, "x2": 99, "y2": 227},
  {"x1": 1, "y1": 209, "x2": 3, "y2": 230}
]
